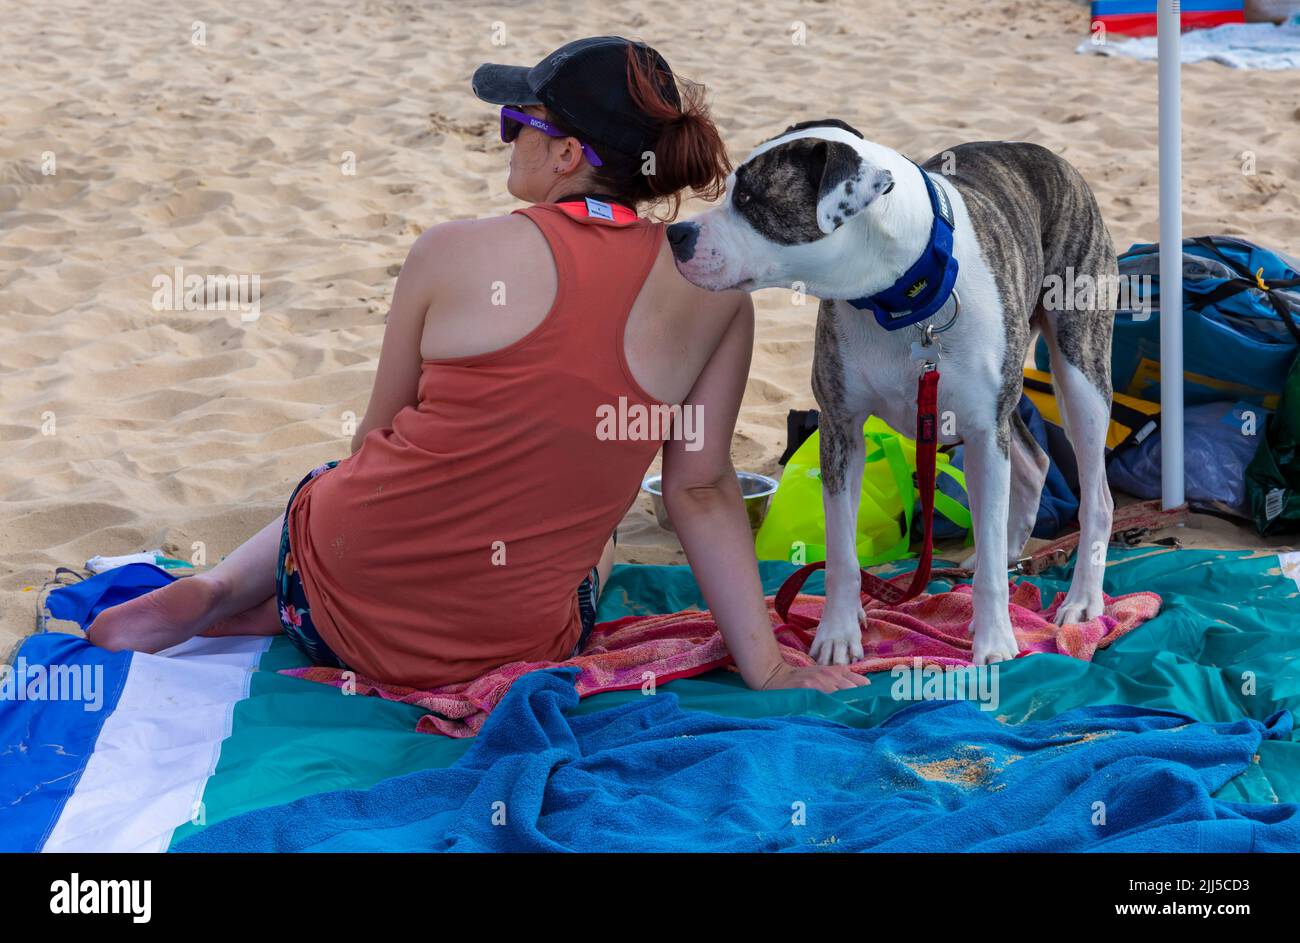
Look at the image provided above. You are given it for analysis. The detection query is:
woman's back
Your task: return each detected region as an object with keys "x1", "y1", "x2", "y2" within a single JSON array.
[
  {"x1": 417, "y1": 200, "x2": 748, "y2": 405},
  {"x1": 287, "y1": 199, "x2": 743, "y2": 687}
]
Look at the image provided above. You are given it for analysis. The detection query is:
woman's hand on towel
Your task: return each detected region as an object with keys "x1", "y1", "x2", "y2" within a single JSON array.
[{"x1": 758, "y1": 661, "x2": 870, "y2": 693}]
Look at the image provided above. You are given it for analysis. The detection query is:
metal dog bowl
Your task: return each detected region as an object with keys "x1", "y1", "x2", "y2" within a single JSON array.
[{"x1": 641, "y1": 471, "x2": 779, "y2": 533}]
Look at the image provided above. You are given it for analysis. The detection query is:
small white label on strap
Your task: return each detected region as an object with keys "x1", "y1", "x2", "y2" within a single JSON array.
[
  {"x1": 585, "y1": 197, "x2": 614, "y2": 221},
  {"x1": 1265, "y1": 487, "x2": 1285, "y2": 522}
]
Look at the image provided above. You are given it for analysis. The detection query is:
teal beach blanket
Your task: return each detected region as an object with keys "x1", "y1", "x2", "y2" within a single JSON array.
[{"x1": 4, "y1": 546, "x2": 1299, "y2": 850}]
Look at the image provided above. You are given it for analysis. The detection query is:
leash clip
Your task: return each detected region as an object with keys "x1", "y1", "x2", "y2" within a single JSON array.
[
  {"x1": 910, "y1": 339, "x2": 940, "y2": 367},
  {"x1": 910, "y1": 289, "x2": 961, "y2": 369}
]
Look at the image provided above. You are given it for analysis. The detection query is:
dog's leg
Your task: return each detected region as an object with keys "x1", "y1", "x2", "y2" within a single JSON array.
[
  {"x1": 962, "y1": 421, "x2": 1020, "y2": 664},
  {"x1": 1036, "y1": 176, "x2": 1117, "y2": 624},
  {"x1": 1006, "y1": 410, "x2": 1049, "y2": 562},
  {"x1": 810, "y1": 408, "x2": 869, "y2": 665},
  {"x1": 809, "y1": 302, "x2": 868, "y2": 666},
  {"x1": 1043, "y1": 333, "x2": 1114, "y2": 624}
]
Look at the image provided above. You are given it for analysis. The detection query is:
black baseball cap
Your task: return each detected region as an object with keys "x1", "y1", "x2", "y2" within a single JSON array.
[{"x1": 472, "y1": 36, "x2": 681, "y2": 159}]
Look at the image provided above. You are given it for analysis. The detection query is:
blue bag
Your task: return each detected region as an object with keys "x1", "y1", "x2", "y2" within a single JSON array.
[
  {"x1": 1036, "y1": 236, "x2": 1300, "y2": 408},
  {"x1": 1108, "y1": 401, "x2": 1270, "y2": 520}
]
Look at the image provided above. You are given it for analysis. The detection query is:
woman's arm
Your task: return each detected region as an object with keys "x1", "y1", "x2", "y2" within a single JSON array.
[
  {"x1": 349, "y1": 229, "x2": 444, "y2": 453},
  {"x1": 661, "y1": 295, "x2": 867, "y2": 694}
]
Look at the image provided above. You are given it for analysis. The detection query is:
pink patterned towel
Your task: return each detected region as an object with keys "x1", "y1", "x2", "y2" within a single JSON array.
[{"x1": 281, "y1": 581, "x2": 1161, "y2": 738}]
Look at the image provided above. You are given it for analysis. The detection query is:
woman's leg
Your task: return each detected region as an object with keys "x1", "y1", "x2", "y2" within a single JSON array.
[
  {"x1": 595, "y1": 532, "x2": 616, "y2": 600},
  {"x1": 199, "y1": 595, "x2": 282, "y2": 638},
  {"x1": 87, "y1": 515, "x2": 284, "y2": 653}
]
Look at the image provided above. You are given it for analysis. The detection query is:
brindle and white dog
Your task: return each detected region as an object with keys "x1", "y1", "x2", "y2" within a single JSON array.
[{"x1": 667, "y1": 120, "x2": 1116, "y2": 666}]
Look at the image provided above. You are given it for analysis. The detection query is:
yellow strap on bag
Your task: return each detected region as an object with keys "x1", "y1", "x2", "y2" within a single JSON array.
[
  {"x1": 1023, "y1": 367, "x2": 1166, "y2": 451},
  {"x1": 754, "y1": 416, "x2": 971, "y2": 566}
]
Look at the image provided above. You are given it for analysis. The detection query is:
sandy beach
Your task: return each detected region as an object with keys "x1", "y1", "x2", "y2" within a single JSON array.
[{"x1": 2, "y1": 0, "x2": 1298, "y2": 651}]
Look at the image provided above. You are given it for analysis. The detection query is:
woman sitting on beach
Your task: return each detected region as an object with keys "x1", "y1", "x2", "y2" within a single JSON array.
[{"x1": 88, "y1": 36, "x2": 865, "y2": 694}]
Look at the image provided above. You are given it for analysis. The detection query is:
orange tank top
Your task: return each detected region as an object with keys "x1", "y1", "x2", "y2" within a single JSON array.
[{"x1": 287, "y1": 201, "x2": 667, "y2": 688}]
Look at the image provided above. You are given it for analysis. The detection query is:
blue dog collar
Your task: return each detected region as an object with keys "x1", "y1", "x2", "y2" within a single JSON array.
[{"x1": 846, "y1": 161, "x2": 959, "y2": 332}]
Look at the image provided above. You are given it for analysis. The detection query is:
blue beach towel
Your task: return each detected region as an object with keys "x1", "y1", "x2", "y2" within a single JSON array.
[{"x1": 175, "y1": 668, "x2": 1299, "y2": 853}]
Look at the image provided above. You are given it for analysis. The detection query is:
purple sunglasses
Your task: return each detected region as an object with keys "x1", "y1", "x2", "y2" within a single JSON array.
[{"x1": 498, "y1": 106, "x2": 603, "y2": 167}]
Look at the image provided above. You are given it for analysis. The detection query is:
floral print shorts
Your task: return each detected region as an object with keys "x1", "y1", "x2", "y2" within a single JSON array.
[{"x1": 277, "y1": 460, "x2": 347, "y2": 668}]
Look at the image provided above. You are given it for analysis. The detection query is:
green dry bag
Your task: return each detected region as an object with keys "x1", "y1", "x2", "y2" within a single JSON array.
[
  {"x1": 1246, "y1": 354, "x2": 1300, "y2": 535},
  {"x1": 754, "y1": 416, "x2": 970, "y2": 566}
]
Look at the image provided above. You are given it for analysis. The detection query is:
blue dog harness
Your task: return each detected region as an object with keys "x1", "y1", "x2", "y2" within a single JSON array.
[{"x1": 846, "y1": 161, "x2": 959, "y2": 332}]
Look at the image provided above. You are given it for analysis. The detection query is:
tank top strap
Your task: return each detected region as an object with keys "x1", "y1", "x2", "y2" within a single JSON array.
[
  {"x1": 512, "y1": 202, "x2": 664, "y2": 331},
  {"x1": 512, "y1": 202, "x2": 665, "y2": 392},
  {"x1": 512, "y1": 204, "x2": 580, "y2": 298}
]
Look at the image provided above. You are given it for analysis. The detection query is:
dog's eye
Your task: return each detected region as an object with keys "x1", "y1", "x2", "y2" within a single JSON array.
[{"x1": 734, "y1": 189, "x2": 752, "y2": 207}]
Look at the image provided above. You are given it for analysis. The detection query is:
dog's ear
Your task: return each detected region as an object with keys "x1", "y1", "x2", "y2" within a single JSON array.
[{"x1": 815, "y1": 141, "x2": 892, "y2": 235}]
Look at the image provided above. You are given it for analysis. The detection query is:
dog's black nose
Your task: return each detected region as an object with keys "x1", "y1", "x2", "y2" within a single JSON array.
[{"x1": 666, "y1": 222, "x2": 700, "y2": 262}]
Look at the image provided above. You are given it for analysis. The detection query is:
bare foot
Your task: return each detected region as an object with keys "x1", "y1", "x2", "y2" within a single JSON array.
[{"x1": 87, "y1": 575, "x2": 226, "y2": 654}]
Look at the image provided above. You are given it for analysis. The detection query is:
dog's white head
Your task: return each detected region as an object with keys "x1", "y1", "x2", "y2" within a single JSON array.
[{"x1": 668, "y1": 120, "x2": 919, "y2": 298}]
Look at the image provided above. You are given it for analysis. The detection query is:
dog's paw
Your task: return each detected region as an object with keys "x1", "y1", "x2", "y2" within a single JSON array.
[
  {"x1": 1053, "y1": 591, "x2": 1104, "y2": 626},
  {"x1": 970, "y1": 616, "x2": 1019, "y2": 666},
  {"x1": 810, "y1": 609, "x2": 866, "y2": 666}
]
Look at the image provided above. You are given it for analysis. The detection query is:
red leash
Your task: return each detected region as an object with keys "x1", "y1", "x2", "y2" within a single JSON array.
[{"x1": 774, "y1": 366, "x2": 941, "y2": 625}]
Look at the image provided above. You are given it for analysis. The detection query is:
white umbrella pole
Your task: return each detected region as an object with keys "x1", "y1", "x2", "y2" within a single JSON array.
[{"x1": 1158, "y1": 0, "x2": 1185, "y2": 510}]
